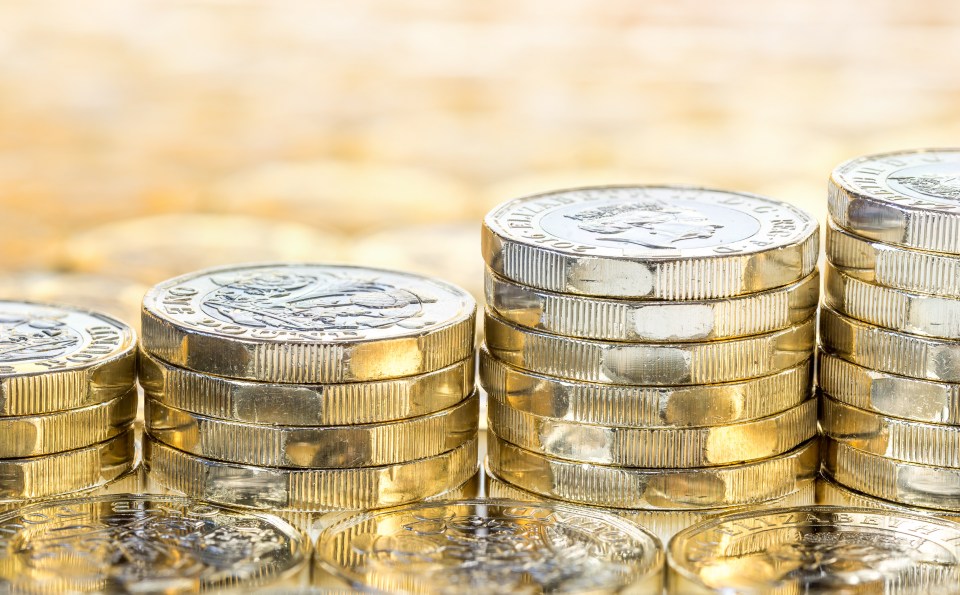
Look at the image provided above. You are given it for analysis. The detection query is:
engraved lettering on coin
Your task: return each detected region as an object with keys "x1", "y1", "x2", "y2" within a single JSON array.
[
  {"x1": 0, "y1": 311, "x2": 81, "y2": 363},
  {"x1": 887, "y1": 163, "x2": 960, "y2": 202}
]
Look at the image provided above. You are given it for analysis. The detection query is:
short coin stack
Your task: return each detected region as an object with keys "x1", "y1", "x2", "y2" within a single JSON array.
[
  {"x1": 820, "y1": 148, "x2": 960, "y2": 511},
  {"x1": 480, "y1": 186, "x2": 820, "y2": 535},
  {"x1": 0, "y1": 301, "x2": 138, "y2": 506},
  {"x1": 140, "y1": 263, "x2": 479, "y2": 513}
]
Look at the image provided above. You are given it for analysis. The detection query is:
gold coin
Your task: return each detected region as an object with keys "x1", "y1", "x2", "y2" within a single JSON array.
[
  {"x1": 816, "y1": 475, "x2": 960, "y2": 523},
  {"x1": 481, "y1": 349, "x2": 813, "y2": 428},
  {"x1": 668, "y1": 505, "x2": 960, "y2": 594},
  {"x1": 146, "y1": 392, "x2": 478, "y2": 468},
  {"x1": 315, "y1": 499, "x2": 664, "y2": 594},
  {"x1": 487, "y1": 431, "x2": 818, "y2": 510},
  {"x1": 0, "y1": 301, "x2": 137, "y2": 416},
  {"x1": 488, "y1": 396, "x2": 816, "y2": 467},
  {"x1": 142, "y1": 264, "x2": 477, "y2": 383},
  {"x1": 0, "y1": 495, "x2": 309, "y2": 593},
  {"x1": 486, "y1": 269, "x2": 819, "y2": 342},
  {"x1": 140, "y1": 350, "x2": 474, "y2": 426},
  {"x1": 820, "y1": 305, "x2": 960, "y2": 383},
  {"x1": 484, "y1": 310, "x2": 815, "y2": 385},
  {"x1": 819, "y1": 349, "x2": 960, "y2": 425},
  {"x1": 145, "y1": 434, "x2": 478, "y2": 512}
]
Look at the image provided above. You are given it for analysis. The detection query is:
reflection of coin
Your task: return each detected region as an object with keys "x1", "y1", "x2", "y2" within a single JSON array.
[
  {"x1": 0, "y1": 495, "x2": 308, "y2": 593},
  {"x1": 669, "y1": 505, "x2": 960, "y2": 594},
  {"x1": 817, "y1": 475, "x2": 960, "y2": 524},
  {"x1": 829, "y1": 149, "x2": 960, "y2": 254},
  {"x1": 0, "y1": 301, "x2": 137, "y2": 415},
  {"x1": 485, "y1": 311, "x2": 815, "y2": 385},
  {"x1": 142, "y1": 264, "x2": 476, "y2": 383},
  {"x1": 315, "y1": 499, "x2": 664, "y2": 595},
  {"x1": 483, "y1": 186, "x2": 818, "y2": 299}
]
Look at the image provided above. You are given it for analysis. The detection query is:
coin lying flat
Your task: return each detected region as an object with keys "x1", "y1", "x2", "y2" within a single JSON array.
[
  {"x1": 315, "y1": 499, "x2": 664, "y2": 594},
  {"x1": 488, "y1": 396, "x2": 816, "y2": 467},
  {"x1": 829, "y1": 148, "x2": 960, "y2": 254},
  {"x1": 485, "y1": 311, "x2": 815, "y2": 385},
  {"x1": 487, "y1": 432, "x2": 818, "y2": 509},
  {"x1": 824, "y1": 262, "x2": 960, "y2": 339},
  {"x1": 0, "y1": 301, "x2": 136, "y2": 415},
  {"x1": 141, "y1": 264, "x2": 477, "y2": 383},
  {"x1": 0, "y1": 495, "x2": 308, "y2": 593},
  {"x1": 146, "y1": 392, "x2": 478, "y2": 468},
  {"x1": 826, "y1": 217, "x2": 960, "y2": 299},
  {"x1": 820, "y1": 306, "x2": 960, "y2": 383},
  {"x1": 482, "y1": 186, "x2": 819, "y2": 299},
  {"x1": 145, "y1": 434, "x2": 477, "y2": 511},
  {"x1": 819, "y1": 350, "x2": 960, "y2": 425},
  {"x1": 485, "y1": 269, "x2": 819, "y2": 342},
  {"x1": 668, "y1": 506, "x2": 960, "y2": 594}
]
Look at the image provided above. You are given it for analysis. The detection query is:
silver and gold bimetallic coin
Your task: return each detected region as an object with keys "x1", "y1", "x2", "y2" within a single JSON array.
[
  {"x1": 485, "y1": 269, "x2": 819, "y2": 342},
  {"x1": 0, "y1": 494, "x2": 309, "y2": 593},
  {"x1": 487, "y1": 432, "x2": 818, "y2": 509},
  {"x1": 315, "y1": 499, "x2": 665, "y2": 594},
  {"x1": 481, "y1": 349, "x2": 813, "y2": 427},
  {"x1": 140, "y1": 350, "x2": 474, "y2": 426},
  {"x1": 145, "y1": 392, "x2": 478, "y2": 468},
  {"x1": 482, "y1": 185, "x2": 819, "y2": 299},
  {"x1": 829, "y1": 148, "x2": 960, "y2": 254},
  {"x1": 820, "y1": 306, "x2": 960, "y2": 383},
  {"x1": 485, "y1": 311, "x2": 815, "y2": 385},
  {"x1": 0, "y1": 301, "x2": 136, "y2": 415},
  {"x1": 141, "y1": 264, "x2": 477, "y2": 383},
  {"x1": 668, "y1": 506, "x2": 960, "y2": 594},
  {"x1": 817, "y1": 474, "x2": 960, "y2": 524}
]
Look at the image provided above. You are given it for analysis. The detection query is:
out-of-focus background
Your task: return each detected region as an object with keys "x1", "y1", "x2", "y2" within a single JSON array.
[{"x1": 0, "y1": 0, "x2": 958, "y2": 327}]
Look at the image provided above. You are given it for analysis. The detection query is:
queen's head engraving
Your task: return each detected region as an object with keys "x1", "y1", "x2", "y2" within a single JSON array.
[
  {"x1": 565, "y1": 201, "x2": 724, "y2": 248},
  {"x1": 0, "y1": 312, "x2": 80, "y2": 363}
]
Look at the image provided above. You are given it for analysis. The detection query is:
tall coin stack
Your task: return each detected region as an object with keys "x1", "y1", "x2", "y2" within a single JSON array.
[
  {"x1": 0, "y1": 301, "x2": 138, "y2": 507},
  {"x1": 480, "y1": 186, "x2": 820, "y2": 540},
  {"x1": 820, "y1": 149, "x2": 960, "y2": 512},
  {"x1": 140, "y1": 264, "x2": 479, "y2": 514}
]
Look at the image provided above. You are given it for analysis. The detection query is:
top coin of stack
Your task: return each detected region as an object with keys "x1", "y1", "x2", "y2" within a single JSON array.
[
  {"x1": 820, "y1": 148, "x2": 960, "y2": 510},
  {"x1": 480, "y1": 186, "x2": 820, "y2": 516},
  {"x1": 140, "y1": 263, "x2": 479, "y2": 512}
]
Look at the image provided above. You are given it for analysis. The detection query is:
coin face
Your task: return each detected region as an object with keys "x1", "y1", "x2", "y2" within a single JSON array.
[
  {"x1": 0, "y1": 495, "x2": 307, "y2": 593},
  {"x1": 832, "y1": 149, "x2": 960, "y2": 212},
  {"x1": 316, "y1": 499, "x2": 664, "y2": 594},
  {"x1": 669, "y1": 506, "x2": 960, "y2": 594}
]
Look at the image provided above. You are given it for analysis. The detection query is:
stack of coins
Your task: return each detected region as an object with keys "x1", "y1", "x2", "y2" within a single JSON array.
[
  {"x1": 820, "y1": 149, "x2": 960, "y2": 511},
  {"x1": 0, "y1": 301, "x2": 138, "y2": 507},
  {"x1": 140, "y1": 264, "x2": 480, "y2": 514},
  {"x1": 480, "y1": 186, "x2": 820, "y2": 537}
]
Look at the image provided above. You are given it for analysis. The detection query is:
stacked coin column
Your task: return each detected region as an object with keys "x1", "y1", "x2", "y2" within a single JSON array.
[
  {"x1": 480, "y1": 186, "x2": 820, "y2": 539},
  {"x1": 819, "y1": 149, "x2": 960, "y2": 510},
  {"x1": 0, "y1": 301, "x2": 139, "y2": 507},
  {"x1": 140, "y1": 264, "x2": 479, "y2": 514}
]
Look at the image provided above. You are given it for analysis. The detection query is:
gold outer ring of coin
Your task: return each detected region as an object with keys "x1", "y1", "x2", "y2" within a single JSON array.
[
  {"x1": 826, "y1": 217, "x2": 960, "y2": 299},
  {"x1": 668, "y1": 504, "x2": 960, "y2": 595},
  {"x1": 486, "y1": 431, "x2": 818, "y2": 510},
  {"x1": 0, "y1": 427, "x2": 135, "y2": 502},
  {"x1": 482, "y1": 185, "x2": 820, "y2": 300},
  {"x1": 824, "y1": 437, "x2": 960, "y2": 511},
  {"x1": 820, "y1": 306, "x2": 960, "y2": 383},
  {"x1": 816, "y1": 474, "x2": 960, "y2": 523},
  {"x1": 818, "y1": 349, "x2": 960, "y2": 425},
  {"x1": 822, "y1": 392, "x2": 960, "y2": 467},
  {"x1": 484, "y1": 310, "x2": 816, "y2": 386},
  {"x1": 140, "y1": 350, "x2": 474, "y2": 426},
  {"x1": 488, "y1": 396, "x2": 816, "y2": 467},
  {"x1": 145, "y1": 434, "x2": 478, "y2": 512},
  {"x1": 314, "y1": 498, "x2": 665, "y2": 595},
  {"x1": 823, "y1": 261, "x2": 960, "y2": 340},
  {"x1": 141, "y1": 264, "x2": 477, "y2": 384},
  {"x1": 0, "y1": 387, "x2": 135, "y2": 458},
  {"x1": 485, "y1": 268, "x2": 819, "y2": 342},
  {"x1": 828, "y1": 148, "x2": 960, "y2": 255},
  {"x1": 145, "y1": 392, "x2": 478, "y2": 468}
]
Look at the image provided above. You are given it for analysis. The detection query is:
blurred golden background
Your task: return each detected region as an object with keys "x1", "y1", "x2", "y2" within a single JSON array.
[{"x1": 0, "y1": 0, "x2": 957, "y2": 328}]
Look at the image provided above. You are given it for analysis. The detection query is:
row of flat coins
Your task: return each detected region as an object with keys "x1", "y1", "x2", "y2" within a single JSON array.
[
  {"x1": 818, "y1": 149, "x2": 960, "y2": 512},
  {"x1": 139, "y1": 264, "x2": 480, "y2": 512}
]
